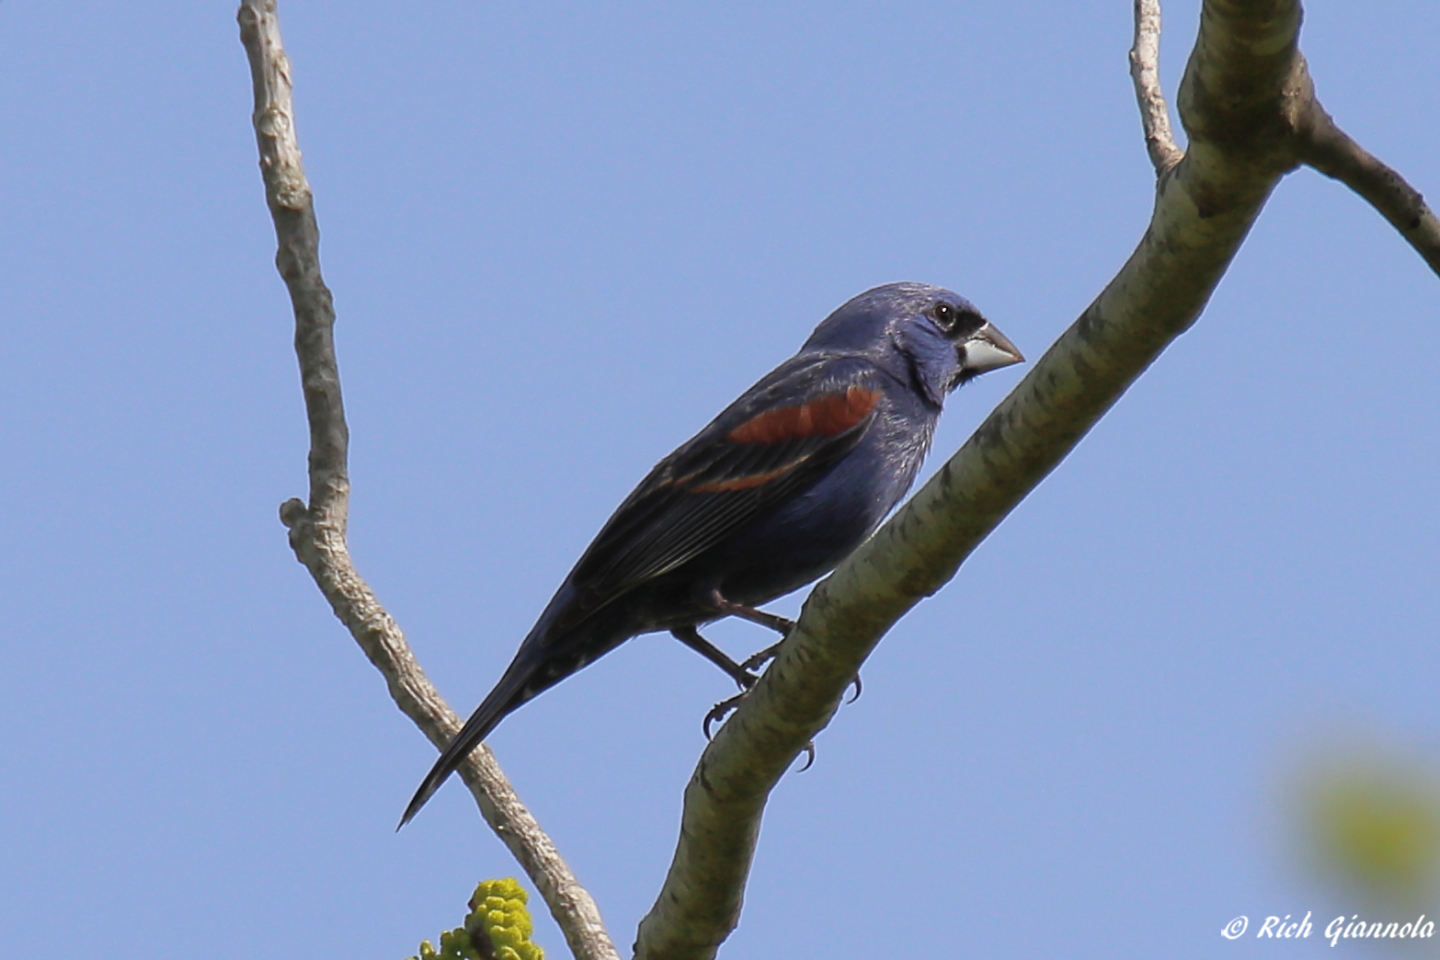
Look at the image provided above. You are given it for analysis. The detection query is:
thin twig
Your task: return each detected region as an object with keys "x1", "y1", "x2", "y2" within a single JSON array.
[
  {"x1": 1296, "y1": 107, "x2": 1440, "y2": 278},
  {"x1": 235, "y1": 3, "x2": 618, "y2": 958},
  {"x1": 1129, "y1": 0, "x2": 1184, "y2": 174}
]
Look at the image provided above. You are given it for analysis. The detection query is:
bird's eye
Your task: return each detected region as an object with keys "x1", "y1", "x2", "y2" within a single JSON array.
[{"x1": 933, "y1": 302, "x2": 957, "y2": 330}]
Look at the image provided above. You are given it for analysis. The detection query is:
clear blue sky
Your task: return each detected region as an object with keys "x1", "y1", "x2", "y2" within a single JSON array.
[{"x1": 2, "y1": 2, "x2": 1438, "y2": 958}]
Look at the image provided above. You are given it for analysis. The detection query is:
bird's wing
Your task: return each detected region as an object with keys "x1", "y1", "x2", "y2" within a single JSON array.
[
  {"x1": 397, "y1": 357, "x2": 884, "y2": 828},
  {"x1": 561, "y1": 356, "x2": 884, "y2": 616}
]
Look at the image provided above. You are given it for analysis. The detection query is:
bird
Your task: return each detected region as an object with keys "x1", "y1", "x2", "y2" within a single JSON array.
[{"x1": 399, "y1": 282, "x2": 1022, "y2": 827}]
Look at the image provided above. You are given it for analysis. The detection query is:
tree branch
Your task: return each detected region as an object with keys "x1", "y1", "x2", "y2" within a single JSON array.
[
  {"x1": 1295, "y1": 109, "x2": 1440, "y2": 277},
  {"x1": 635, "y1": 0, "x2": 1436, "y2": 955},
  {"x1": 235, "y1": 3, "x2": 617, "y2": 958},
  {"x1": 1130, "y1": 0, "x2": 1184, "y2": 173}
]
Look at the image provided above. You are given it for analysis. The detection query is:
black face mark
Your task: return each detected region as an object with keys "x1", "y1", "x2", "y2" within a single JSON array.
[{"x1": 930, "y1": 299, "x2": 986, "y2": 340}]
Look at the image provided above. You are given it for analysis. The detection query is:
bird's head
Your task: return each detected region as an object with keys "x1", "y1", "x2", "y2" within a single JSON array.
[{"x1": 804, "y1": 282, "x2": 1024, "y2": 407}]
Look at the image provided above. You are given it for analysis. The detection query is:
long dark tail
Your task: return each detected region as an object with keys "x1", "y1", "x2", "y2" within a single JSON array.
[
  {"x1": 397, "y1": 611, "x2": 623, "y2": 828},
  {"x1": 396, "y1": 655, "x2": 536, "y2": 829}
]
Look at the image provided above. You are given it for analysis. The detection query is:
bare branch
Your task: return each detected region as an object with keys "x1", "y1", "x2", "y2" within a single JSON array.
[
  {"x1": 235, "y1": 3, "x2": 617, "y2": 958},
  {"x1": 1297, "y1": 109, "x2": 1440, "y2": 278},
  {"x1": 635, "y1": 0, "x2": 1440, "y2": 954},
  {"x1": 1129, "y1": 0, "x2": 1184, "y2": 173}
]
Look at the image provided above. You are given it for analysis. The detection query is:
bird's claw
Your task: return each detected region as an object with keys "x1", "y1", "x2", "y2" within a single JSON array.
[
  {"x1": 710, "y1": 667, "x2": 856, "y2": 741},
  {"x1": 704, "y1": 691, "x2": 748, "y2": 739},
  {"x1": 704, "y1": 694, "x2": 818, "y2": 772}
]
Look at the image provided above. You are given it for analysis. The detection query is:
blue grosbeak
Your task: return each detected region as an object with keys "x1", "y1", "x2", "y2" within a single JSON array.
[{"x1": 400, "y1": 282, "x2": 1021, "y2": 825}]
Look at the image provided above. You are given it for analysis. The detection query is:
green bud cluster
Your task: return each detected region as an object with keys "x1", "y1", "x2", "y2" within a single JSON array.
[{"x1": 407, "y1": 877, "x2": 543, "y2": 960}]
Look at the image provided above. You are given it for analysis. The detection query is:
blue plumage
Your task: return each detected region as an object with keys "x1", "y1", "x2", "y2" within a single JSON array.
[{"x1": 400, "y1": 282, "x2": 1022, "y2": 826}]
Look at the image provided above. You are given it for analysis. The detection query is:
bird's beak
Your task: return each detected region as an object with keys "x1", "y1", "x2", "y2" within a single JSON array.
[{"x1": 959, "y1": 321, "x2": 1024, "y2": 374}]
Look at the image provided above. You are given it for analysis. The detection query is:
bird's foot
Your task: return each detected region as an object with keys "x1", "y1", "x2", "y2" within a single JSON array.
[
  {"x1": 739, "y1": 640, "x2": 783, "y2": 674},
  {"x1": 703, "y1": 691, "x2": 747, "y2": 739},
  {"x1": 737, "y1": 639, "x2": 860, "y2": 705},
  {"x1": 701, "y1": 692, "x2": 817, "y2": 771},
  {"x1": 672, "y1": 625, "x2": 760, "y2": 690},
  {"x1": 764, "y1": 613, "x2": 797, "y2": 637}
]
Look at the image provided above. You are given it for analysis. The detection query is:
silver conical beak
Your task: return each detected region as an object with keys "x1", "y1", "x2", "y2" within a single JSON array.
[{"x1": 960, "y1": 322, "x2": 1024, "y2": 374}]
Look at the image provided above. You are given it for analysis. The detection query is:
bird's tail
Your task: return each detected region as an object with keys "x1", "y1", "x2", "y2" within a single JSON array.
[
  {"x1": 397, "y1": 603, "x2": 622, "y2": 828},
  {"x1": 396, "y1": 654, "x2": 537, "y2": 830}
]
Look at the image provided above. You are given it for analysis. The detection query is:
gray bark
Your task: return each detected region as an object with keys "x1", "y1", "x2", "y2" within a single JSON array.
[{"x1": 236, "y1": 3, "x2": 619, "y2": 959}]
